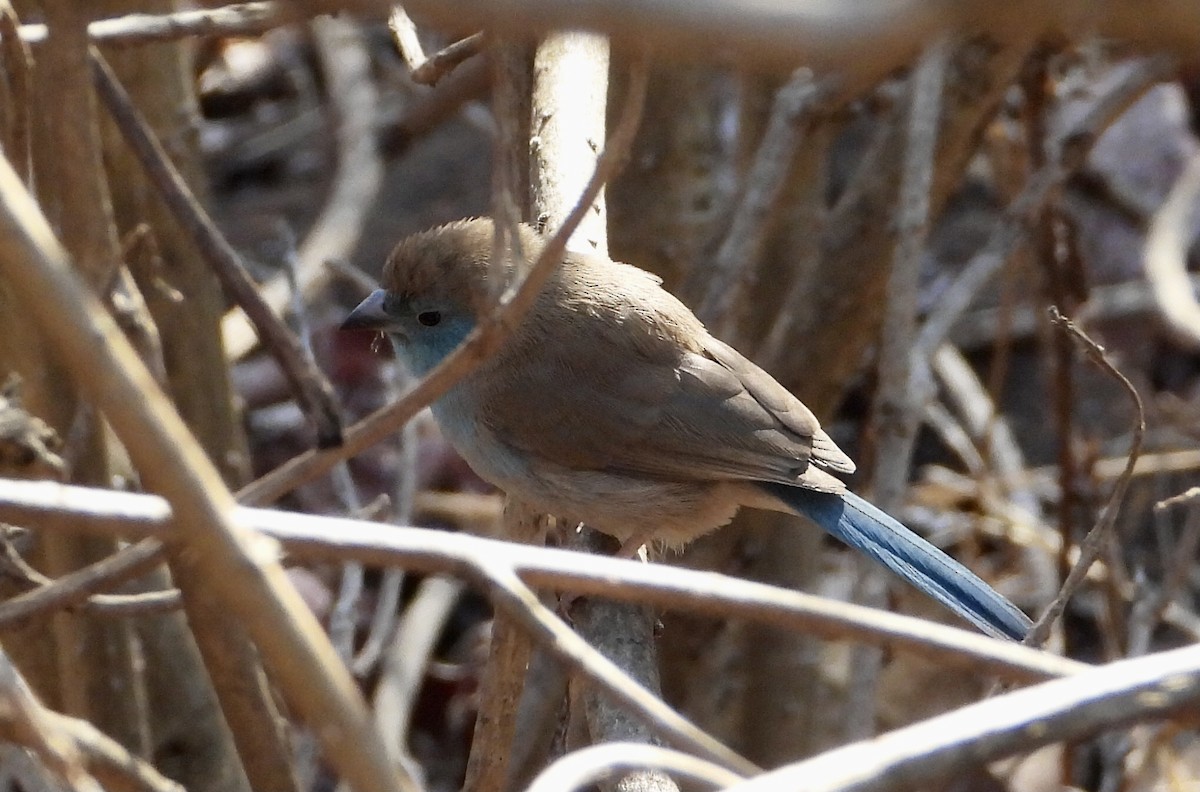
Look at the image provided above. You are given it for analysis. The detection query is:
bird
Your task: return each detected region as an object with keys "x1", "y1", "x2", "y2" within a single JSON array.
[{"x1": 342, "y1": 217, "x2": 1032, "y2": 641}]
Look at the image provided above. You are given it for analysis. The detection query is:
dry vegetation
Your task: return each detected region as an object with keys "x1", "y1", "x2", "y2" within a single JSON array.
[{"x1": 1, "y1": 2, "x2": 1200, "y2": 791}]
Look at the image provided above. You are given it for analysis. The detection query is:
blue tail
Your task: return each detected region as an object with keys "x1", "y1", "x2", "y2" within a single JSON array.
[{"x1": 761, "y1": 483, "x2": 1031, "y2": 641}]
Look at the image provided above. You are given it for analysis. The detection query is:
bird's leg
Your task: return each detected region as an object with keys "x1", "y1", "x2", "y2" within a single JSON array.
[{"x1": 558, "y1": 522, "x2": 648, "y2": 618}]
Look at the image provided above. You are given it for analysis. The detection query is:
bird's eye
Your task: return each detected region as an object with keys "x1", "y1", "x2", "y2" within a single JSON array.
[{"x1": 417, "y1": 311, "x2": 442, "y2": 327}]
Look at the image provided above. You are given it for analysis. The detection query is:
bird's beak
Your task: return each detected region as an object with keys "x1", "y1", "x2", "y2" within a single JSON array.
[{"x1": 341, "y1": 289, "x2": 390, "y2": 331}]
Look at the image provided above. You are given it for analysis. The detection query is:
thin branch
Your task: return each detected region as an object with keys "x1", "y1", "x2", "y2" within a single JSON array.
[
  {"x1": 380, "y1": 52, "x2": 491, "y2": 159},
  {"x1": 848, "y1": 36, "x2": 951, "y2": 740},
  {"x1": 352, "y1": 367, "x2": 418, "y2": 676},
  {"x1": 0, "y1": 480, "x2": 1089, "y2": 683},
  {"x1": 276, "y1": 218, "x2": 366, "y2": 663},
  {"x1": 1025, "y1": 308, "x2": 1145, "y2": 647},
  {"x1": 696, "y1": 69, "x2": 827, "y2": 332},
  {"x1": 237, "y1": 50, "x2": 650, "y2": 506},
  {"x1": 1156, "y1": 487, "x2": 1200, "y2": 511},
  {"x1": 371, "y1": 576, "x2": 463, "y2": 790},
  {"x1": 90, "y1": 49, "x2": 344, "y2": 447},
  {"x1": 387, "y1": 6, "x2": 426, "y2": 71},
  {"x1": 0, "y1": 648, "x2": 103, "y2": 792},
  {"x1": 390, "y1": 0, "x2": 971, "y2": 77},
  {"x1": 462, "y1": 576, "x2": 534, "y2": 792},
  {"x1": 871, "y1": 37, "x2": 949, "y2": 510},
  {"x1": 414, "y1": 33, "x2": 486, "y2": 86},
  {"x1": 0, "y1": 538, "x2": 166, "y2": 629},
  {"x1": 947, "y1": 274, "x2": 1200, "y2": 349}
]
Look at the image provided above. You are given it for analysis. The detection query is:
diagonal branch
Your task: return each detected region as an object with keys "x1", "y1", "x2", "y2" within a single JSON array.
[{"x1": 0, "y1": 150, "x2": 404, "y2": 792}]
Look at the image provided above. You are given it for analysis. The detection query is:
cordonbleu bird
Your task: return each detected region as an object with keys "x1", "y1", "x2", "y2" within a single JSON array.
[{"x1": 342, "y1": 218, "x2": 1031, "y2": 641}]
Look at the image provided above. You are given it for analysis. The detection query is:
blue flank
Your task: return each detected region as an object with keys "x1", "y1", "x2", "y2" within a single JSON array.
[{"x1": 760, "y1": 483, "x2": 1031, "y2": 641}]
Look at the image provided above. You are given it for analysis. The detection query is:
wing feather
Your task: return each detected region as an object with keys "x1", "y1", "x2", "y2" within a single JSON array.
[{"x1": 474, "y1": 253, "x2": 853, "y2": 492}]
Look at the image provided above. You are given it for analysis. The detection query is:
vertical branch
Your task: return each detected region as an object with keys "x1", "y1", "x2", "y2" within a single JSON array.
[
  {"x1": 694, "y1": 70, "x2": 825, "y2": 338},
  {"x1": 527, "y1": 32, "x2": 674, "y2": 792},
  {"x1": 1024, "y1": 52, "x2": 1081, "y2": 650},
  {"x1": 849, "y1": 38, "x2": 950, "y2": 741},
  {"x1": 41, "y1": 3, "x2": 120, "y2": 290},
  {"x1": 31, "y1": 0, "x2": 145, "y2": 754},
  {"x1": 529, "y1": 31, "x2": 610, "y2": 254},
  {"x1": 869, "y1": 38, "x2": 951, "y2": 512},
  {"x1": 490, "y1": 38, "x2": 532, "y2": 245},
  {"x1": 0, "y1": 1, "x2": 31, "y2": 185},
  {"x1": 462, "y1": 37, "x2": 536, "y2": 792}
]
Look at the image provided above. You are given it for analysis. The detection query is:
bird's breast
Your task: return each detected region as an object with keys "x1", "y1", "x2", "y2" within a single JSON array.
[{"x1": 430, "y1": 385, "x2": 535, "y2": 489}]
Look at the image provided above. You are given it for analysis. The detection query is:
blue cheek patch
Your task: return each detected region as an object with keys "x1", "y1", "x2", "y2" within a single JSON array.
[{"x1": 395, "y1": 317, "x2": 476, "y2": 376}]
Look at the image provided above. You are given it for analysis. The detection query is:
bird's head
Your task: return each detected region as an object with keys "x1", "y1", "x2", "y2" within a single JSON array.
[{"x1": 341, "y1": 218, "x2": 540, "y2": 375}]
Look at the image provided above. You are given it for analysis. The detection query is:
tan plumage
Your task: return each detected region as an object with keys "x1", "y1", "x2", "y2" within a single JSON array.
[{"x1": 373, "y1": 218, "x2": 853, "y2": 544}]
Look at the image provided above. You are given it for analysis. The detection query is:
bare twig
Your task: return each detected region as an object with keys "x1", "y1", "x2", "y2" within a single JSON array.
[
  {"x1": 397, "y1": 0, "x2": 1200, "y2": 78},
  {"x1": 276, "y1": 220, "x2": 365, "y2": 662},
  {"x1": 463, "y1": 582, "x2": 535, "y2": 792},
  {"x1": 1156, "y1": 487, "x2": 1200, "y2": 511},
  {"x1": 414, "y1": 32, "x2": 486, "y2": 85},
  {"x1": 379, "y1": 52, "x2": 491, "y2": 159},
  {"x1": 949, "y1": 274, "x2": 1200, "y2": 348},
  {"x1": 1128, "y1": 507, "x2": 1200, "y2": 656},
  {"x1": 16, "y1": 2, "x2": 338, "y2": 47},
  {"x1": 848, "y1": 37, "x2": 951, "y2": 739},
  {"x1": 238, "y1": 49, "x2": 650, "y2": 506},
  {"x1": 490, "y1": 38, "x2": 532, "y2": 288},
  {"x1": 387, "y1": 6, "x2": 427, "y2": 71},
  {"x1": 872, "y1": 37, "x2": 949, "y2": 510},
  {"x1": 1025, "y1": 308, "x2": 1145, "y2": 647},
  {"x1": 0, "y1": 538, "x2": 167, "y2": 629},
  {"x1": 352, "y1": 367, "x2": 417, "y2": 676},
  {"x1": 0, "y1": 649, "x2": 103, "y2": 792},
  {"x1": 22, "y1": 711, "x2": 182, "y2": 792}
]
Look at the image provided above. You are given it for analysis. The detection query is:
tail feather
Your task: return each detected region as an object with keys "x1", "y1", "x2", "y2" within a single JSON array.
[{"x1": 762, "y1": 483, "x2": 1031, "y2": 641}]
